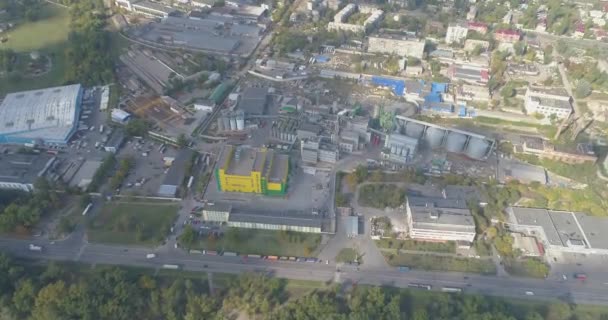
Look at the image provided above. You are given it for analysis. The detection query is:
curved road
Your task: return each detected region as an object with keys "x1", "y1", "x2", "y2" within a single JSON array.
[{"x1": 2, "y1": 235, "x2": 608, "y2": 306}]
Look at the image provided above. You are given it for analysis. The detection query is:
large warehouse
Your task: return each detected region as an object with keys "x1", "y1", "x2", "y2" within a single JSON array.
[
  {"x1": 0, "y1": 84, "x2": 83, "y2": 146},
  {"x1": 215, "y1": 145, "x2": 289, "y2": 196}
]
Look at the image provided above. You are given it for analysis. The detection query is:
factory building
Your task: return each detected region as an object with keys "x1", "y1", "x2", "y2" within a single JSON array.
[
  {"x1": 215, "y1": 145, "x2": 289, "y2": 196},
  {"x1": 301, "y1": 137, "x2": 339, "y2": 164},
  {"x1": 111, "y1": 109, "x2": 131, "y2": 124},
  {"x1": 0, "y1": 154, "x2": 56, "y2": 192},
  {"x1": 237, "y1": 87, "x2": 268, "y2": 115},
  {"x1": 158, "y1": 149, "x2": 194, "y2": 198},
  {"x1": 506, "y1": 207, "x2": 608, "y2": 255},
  {"x1": 339, "y1": 130, "x2": 359, "y2": 153},
  {"x1": 201, "y1": 202, "x2": 324, "y2": 233},
  {"x1": 445, "y1": 23, "x2": 468, "y2": 44},
  {"x1": 383, "y1": 133, "x2": 418, "y2": 164},
  {"x1": 0, "y1": 84, "x2": 83, "y2": 146},
  {"x1": 217, "y1": 110, "x2": 245, "y2": 132},
  {"x1": 271, "y1": 117, "x2": 298, "y2": 142},
  {"x1": 524, "y1": 86, "x2": 572, "y2": 119},
  {"x1": 405, "y1": 196, "x2": 476, "y2": 244},
  {"x1": 115, "y1": 0, "x2": 177, "y2": 18},
  {"x1": 367, "y1": 36, "x2": 425, "y2": 59}
]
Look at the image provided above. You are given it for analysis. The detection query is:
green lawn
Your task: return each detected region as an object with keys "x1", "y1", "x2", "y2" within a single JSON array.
[
  {"x1": 0, "y1": 3, "x2": 70, "y2": 95},
  {"x1": 87, "y1": 200, "x2": 178, "y2": 246},
  {"x1": 383, "y1": 252, "x2": 497, "y2": 275},
  {"x1": 375, "y1": 239, "x2": 456, "y2": 253},
  {"x1": 188, "y1": 228, "x2": 321, "y2": 257},
  {"x1": 335, "y1": 248, "x2": 360, "y2": 263},
  {"x1": 1, "y1": 4, "x2": 70, "y2": 51}
]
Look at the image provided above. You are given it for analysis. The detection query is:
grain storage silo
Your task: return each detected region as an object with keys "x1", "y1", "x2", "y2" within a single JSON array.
[
  {"x1": 424, "y1": 127, "x2": 445, "y2": 149},
  {"x1": 229, "y1": 115, "x2": 237, "y2": 131},
  {"x1": 445, "y1": 132, "x2": 467, "y2": 153},
  {"x1": 217, "y1": 117, "x2": 225, "y2": 131},
  {"x1": 222, "y1": 115, "x2": 230, "y2": 131},
  {"x1": 404, "y1": 122, "x2": 425, "y2": 139},
  {"x1": 465, "y1": 137, "x2": 491, "y2": 160},
  {"x1": 236, "y1": 111, "x2": 244, "y2": 130}
]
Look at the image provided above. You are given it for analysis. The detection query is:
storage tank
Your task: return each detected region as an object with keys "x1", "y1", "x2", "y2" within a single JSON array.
[
  {"x1": 230, "y1": 116, "x2": 237, "y2": 131},
  {"x1": 404, "y1": 122, "x2": 425, "y2": 139},
  {"x1": 465, "y1": 137, "x2": 491, "y2": 160},
  {"x1": 217, "y1": 117, "x2": 225, "y2": 131},
  {"x1": 424, "y1": 127, "x2": 445, "y2": 149},
  {"x1": 236, "y1": 113, "x2": 244, "y2": 131},
  {"x1": 222, "y1": 116, "x2": 230, "y2": 131},
  {"x1": 445, "y1": 132, "x2": 467, "y2": 153}
]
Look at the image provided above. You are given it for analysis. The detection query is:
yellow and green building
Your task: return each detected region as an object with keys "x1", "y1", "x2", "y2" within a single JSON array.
[{"x1": 215, "y1": 145, "x2": 289, "y2": 196}]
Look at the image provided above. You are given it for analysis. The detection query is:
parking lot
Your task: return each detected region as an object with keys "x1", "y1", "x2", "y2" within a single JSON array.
[{"x1": 115, "y1": 139, "x2": 179, "y2": 196}]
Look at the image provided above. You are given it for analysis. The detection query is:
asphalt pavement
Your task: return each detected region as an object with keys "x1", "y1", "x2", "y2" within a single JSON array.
[{"x1": 3, "y1": 235, "x2": 608, "y2": 306}]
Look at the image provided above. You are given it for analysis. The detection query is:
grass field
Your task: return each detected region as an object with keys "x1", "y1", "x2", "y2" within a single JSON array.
[
  {"x1": 335, "y1": 248, "x2": 360, "y2": 263},
  {"x1": 383, "y1": 252, "x2": 497, "y2": 275},
  {"x1": 189, "y1": 228, "x2": 322, "y2": 257},
  {"x1": 0, "y1": 3, "x2": 70, "y2": 95},
  {"x1": 87, "y1": 200, "x2": 178, "y2": 246},
  {"x1": 375, "y1": 239, "x2": 456, "y2": 254}
]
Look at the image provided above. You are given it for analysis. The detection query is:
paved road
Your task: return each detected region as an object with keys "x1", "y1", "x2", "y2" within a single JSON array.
[{"x1": 4, "y1": 229, "x2": 608, "y2": 306}]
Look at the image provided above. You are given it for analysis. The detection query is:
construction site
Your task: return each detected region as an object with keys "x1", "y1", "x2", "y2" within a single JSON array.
[{"x1": 122, "y1": 94, "x2": 208, "y2": 138}]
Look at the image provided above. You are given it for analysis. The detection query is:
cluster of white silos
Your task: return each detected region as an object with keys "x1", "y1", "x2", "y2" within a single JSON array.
[
  {"x1": 271, "y1": 118, "x2": 298, "y2": 142},
  {"x1": 397, "y1": 117, "x2": 493, "y2": 160},
  {"x1": 217, "y1": 110, "x2": 245, "y2": 132}
]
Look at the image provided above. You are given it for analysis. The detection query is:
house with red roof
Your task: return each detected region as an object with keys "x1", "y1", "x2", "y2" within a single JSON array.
[
  {"x1": 467, "y1": 21, "x2": 488, "y2": 34},
  {"x1": 494, "y1": 29, "x2": 521, "y2": 43}
]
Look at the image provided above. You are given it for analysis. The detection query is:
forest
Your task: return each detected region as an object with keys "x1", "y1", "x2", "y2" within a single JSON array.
[{"x1": 0, "y1": 253, "x2": 606, "y2": 320}]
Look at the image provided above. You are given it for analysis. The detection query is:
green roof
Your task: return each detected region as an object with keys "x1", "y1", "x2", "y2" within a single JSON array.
[{"x1": 209, "y1": 82, "x2": 232, "y2": 104}]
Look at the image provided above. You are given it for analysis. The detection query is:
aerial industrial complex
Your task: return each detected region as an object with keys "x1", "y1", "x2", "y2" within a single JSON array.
[
  {"x1": 215, "y1": 145, "x2": 289, "y2": 196},
  {"x1": 0, "y1": 84, "x2": 83, "y2": 146}
]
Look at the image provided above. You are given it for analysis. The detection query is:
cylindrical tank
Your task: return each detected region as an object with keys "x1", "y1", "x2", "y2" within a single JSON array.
[
  {"x1": 424, "y1": 127, "x2": 445, "y2": 149},
  {"x1": 230, "y1": 116, "x2": 237, "y2": 131},
  {"x1": 465, "y1": 138, "x2": 490, "y2": 160},
  {"x1": 445, "y1": 132, "x2": 467, "y2": 153},
  {"x1": 236, "y1": 116, "x2": 244, "y2": 130},
  {"x1": 222, "y1": 116, "x2": 230, "y2": 131},
  {"x1": 404, "y1": 122, "x2": 424, "y2": 139},
  {"x1": 217, "y1": 117, "x2": 225, "y2": 131}
]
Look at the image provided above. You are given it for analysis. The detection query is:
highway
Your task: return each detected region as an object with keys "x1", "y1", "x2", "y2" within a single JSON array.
[{"x1": 2, "y1": 236, "x2": 608, "y2": 306}]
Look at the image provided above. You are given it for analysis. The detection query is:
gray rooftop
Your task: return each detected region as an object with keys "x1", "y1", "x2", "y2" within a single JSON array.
[
  {"x1": 530, "y1": 96, "x2": 572, "y2": 110},
  {"x1": 106, "y1": 130, "x2": 125, "y2": 148},
  {"x1": 230, "y1": 208, "x2": 323, "y2": 229},
  {"x1": 407, "y1": 195, "x2": 469, "y2": 209},
  {"x1": 238, "y1": 87, "x2": 268, "y2": 115},
  {"x1": 498, "y1": 159, "x2": 548, "y2": 184},
  {"x1": 203, "y1": 201, "x2": 232, "y2": 213},
  {"x1": 575, "y1": 213, "x2": 608, "y2": 250},
  {"x1": 0, "y1": 84, "x2": 81, "y2": 143},
  {"x1": 408, "y1": 197, "x2": 476, "y2": 232},
  {"x1": 161, "y1": 148, "x2": 194, "y2": 187},
  {"x1": 267, "y1": 152, "x2": 288, "y2": 182},
  {"x1": 0, "y1": 154, "x2": 56, "y2": 185},
  {"x1": 132, "y1": 1, "x2": 176, "y2": 14}
]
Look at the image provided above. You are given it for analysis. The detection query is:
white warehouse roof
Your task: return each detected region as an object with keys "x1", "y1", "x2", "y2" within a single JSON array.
[{"x1": 0, "y1": 84, "x2": 82, "y2": 144}]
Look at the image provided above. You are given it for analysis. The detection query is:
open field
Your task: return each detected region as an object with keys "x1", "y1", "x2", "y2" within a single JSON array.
[
  {"x1": 0, "y1": 3, "x2": 70, "y2": 95},
  {"x1": 382, "y1": 252, "x2": 497, "y2": 275},
  {"x1": 335, "y1": 248, "x2": 360, "y2": 263},
  {"x1": 87, "y1": 200, "x2": 178, "y2": 246},
  {"x1": 188, "y1": 228, "x2": 322, "y2": 257}
]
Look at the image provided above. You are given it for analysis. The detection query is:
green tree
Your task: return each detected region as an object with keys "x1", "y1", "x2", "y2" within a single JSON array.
[
  {"x1": 575, "y1": 79, "x2": 592, "y2": 98},
  {"x1": 180, "y1": 225, "x2": 196, "y2": 249},
  {"x1": 125, "y1": 119, "x2": 149, "y2": 137}
]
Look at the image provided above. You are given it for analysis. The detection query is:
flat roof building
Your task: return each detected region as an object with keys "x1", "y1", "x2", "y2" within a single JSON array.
[
  {"x1": 524, "y1": 86, "x2": 572, "y2": 120},
  {"x1": 201, "y1": 201, "x2": 324, "y2": 233},
  {"x1": 0, "y1": 154, "x2": 56, "y2": 192},
  {"x1": 0, "y1": 84, "x2": 82, "y2": 146},
  {"x1": 237, "y1": 87, "x2": 268, "y2": 115},
  {"x1": 158, "y1": 148, "x2": 194, "y2": 197},
  {"x1": 215, "y1": 145, "x2": 289, "y2": 196},
  {"x1": 132, "y1": 1, "x2": 177, "y2": 18},
  {"x1": 405, "y1": 197, "x2": 476, "y2": 244},
  {"x1": 383, "y1": 133, "x2": 418, "y2": 164},
  {"x1": 367, "y1": 36, "x2": 425, "y2": 59},
  {"x1": 506, "y1": 207, "x2": 608, "y2": 255}
]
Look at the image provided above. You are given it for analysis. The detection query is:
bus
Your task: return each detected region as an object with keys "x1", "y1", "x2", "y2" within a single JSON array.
[
  {"x1": 441, "y1": 287, "x2": 463, "y2": 293},
  {"x1": 408, "y1": 283, "x2": 432, "y2": 290}
]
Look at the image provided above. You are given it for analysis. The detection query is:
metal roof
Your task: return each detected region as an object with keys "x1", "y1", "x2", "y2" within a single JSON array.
[
  {"x1": 230, "y1": 209, "x2": 323, "y2": 229},
  {"x1": 0, "y1": 84, "x2": 81, "y2": 143}
]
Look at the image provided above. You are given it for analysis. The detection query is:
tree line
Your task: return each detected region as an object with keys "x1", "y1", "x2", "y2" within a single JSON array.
[
  {"x1": 0, "y1": 179, "x2": 60, "y2": 233},
  {"x1": 0, "y1": 253, "x2": 605, "y2": 320}
]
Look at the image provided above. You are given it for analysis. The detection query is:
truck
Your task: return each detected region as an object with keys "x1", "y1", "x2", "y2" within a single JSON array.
[
  {"x1": 574, "y1": 273, "x2": 588, "y2": 280},
  {"x1": 162, "y1": 264, "x2": 180, "y2": 269},
  {"x1": 28, "y1": 244, "x2": 42, "y2": 252},
  {"x1": 441, "y1": 287, "x2": 463, "y2": 293},
  {"x1": 146, "y1": 253, "x2": 156, "y2": 259},
  {"x1": 222, "y1": 251, "x2": 238, "y2": 257},
  {"x1": 398, "y1": 266, "x2": 410, "y2": 272},
  {"x1": 99, "y1": 125, "x2": 104, "y2": 133},
  {"x1": 266, "y1": 255, "x2": 279, "y2": 261},
  {"x1": 408, "y1": 283, "x2": 432, "y2": 290}
]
